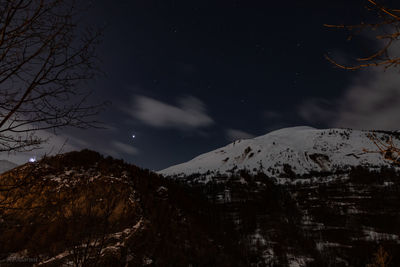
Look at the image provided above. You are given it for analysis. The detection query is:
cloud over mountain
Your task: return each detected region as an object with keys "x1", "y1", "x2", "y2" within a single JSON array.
[
  {"x1": 299, "y1": 42, "x2": 400, "y2": 131},
  {"x1": 334, "y1": 67, "x2": 400, "y2": 130},
  {"x1": 131, "y1": 95, "x2": 214, "y2": 130},
  {"x1": 226, "y1": 129, "x2": 255, "y2": 141}
]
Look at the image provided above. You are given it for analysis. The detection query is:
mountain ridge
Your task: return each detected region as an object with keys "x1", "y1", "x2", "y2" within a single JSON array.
[{"x1": 159, "y1": 126, "x2": 400, "y2": 182}]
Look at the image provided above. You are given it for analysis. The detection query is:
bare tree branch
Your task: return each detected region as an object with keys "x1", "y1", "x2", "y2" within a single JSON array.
[
  {"x1": 0, "y1": 0, "x2": 105, "y2": 153},
  {"x1": 326, "y1": 1, "x2": 400, "y2": 165},
  {"x1": 325, "y1": 0, "x2": 400, "y2": 71},
  {"x1": 363, "y1": 133, "x2": 400, "y2": 165}
]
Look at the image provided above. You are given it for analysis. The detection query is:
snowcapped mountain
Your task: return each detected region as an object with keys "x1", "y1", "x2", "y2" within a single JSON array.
[
  {"x1": 159, "y1": 126, "x2": 400, "y2": 180},
  {"x1": 158, "y1": 127, "x2": 400, "y2": 266},
  {"x1": 1, "y1": 149, "x2": 398, "y2": 266},
  {"x1": 0, "y1": 160, "x2": 18, "y2": 174}
]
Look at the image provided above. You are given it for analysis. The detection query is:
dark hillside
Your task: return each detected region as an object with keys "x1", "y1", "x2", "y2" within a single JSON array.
[
  {"x1": 0, "y1": 150, "x2": 245, "y2": 266},
  {"x1": 180, "y1": 168, "x2": 400, "y2": 266}
]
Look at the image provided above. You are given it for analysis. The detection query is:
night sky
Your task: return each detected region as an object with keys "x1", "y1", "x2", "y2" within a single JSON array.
[{"x1": 7, "y1": 0, "x2": 400, "y2": 170}]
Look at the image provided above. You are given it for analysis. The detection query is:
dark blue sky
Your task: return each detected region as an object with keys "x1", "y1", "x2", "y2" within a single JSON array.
[
  {"x1": 85, "y1": 0, "x2": 377, "y2": 170},
  {"x1": 13, "y1": 0, "x2": 399, "y2": 170}
]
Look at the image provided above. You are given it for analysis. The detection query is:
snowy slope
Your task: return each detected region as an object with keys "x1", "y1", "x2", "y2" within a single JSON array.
[
  {"x1": 159, "y1": 126, "x2": 400, "y2": 179},
  {"x1": 0, "y1": 160, "x2": 18, "y2": 174}
]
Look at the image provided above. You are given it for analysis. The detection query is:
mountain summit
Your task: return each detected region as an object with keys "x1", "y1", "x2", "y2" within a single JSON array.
[{"x1": 159, "y1": 126, "x2": 400, "y2": 181}]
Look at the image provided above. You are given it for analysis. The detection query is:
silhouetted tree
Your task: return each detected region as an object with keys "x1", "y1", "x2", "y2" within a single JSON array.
[
  {"x1": 0, "y1": 0, "x2": 104, "y2": 153},
  {"x1": 326, "y1": 0, "x2": 400, "y2": 165},
  {"x1": 367, "y1": 246, "x2": 391, "y2": 267},
  {"x1": 325, "y1": 0, "x2": 400, "y2": 70}
]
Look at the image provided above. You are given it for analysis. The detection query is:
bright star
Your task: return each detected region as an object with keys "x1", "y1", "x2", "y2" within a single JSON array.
[{"x1": 132, "y1": 134, "x2": 136, "y2": 139}]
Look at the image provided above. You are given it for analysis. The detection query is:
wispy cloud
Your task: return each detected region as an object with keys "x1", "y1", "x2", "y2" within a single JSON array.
[
  {"x1": 226, "y1": 128, "x2": 255, "y2": 141},
  {"x1": 298, "y1": 98, "x2": 337, "y2": 125},
  {"x1": 130, "y1": 95, "x2": 214, "y2": 130},
  {"x1": 299, "y1": 42, "x2": 400, "y2": 131},
  {"x1": 263, "y1": 110, "x2": 281, "y2": 120},
  {"x1": 2, "y1": 130, "x2": 82, "y2": 164},
  {"x1": 334, "y1": 67, "x2": 400, "y2": 130},
  {"x1": 112, "y1": 141, "x2": 138, "y2": 155},
  {"x1": 299, "y1": 68, "x2": 400, "y2": 131}
]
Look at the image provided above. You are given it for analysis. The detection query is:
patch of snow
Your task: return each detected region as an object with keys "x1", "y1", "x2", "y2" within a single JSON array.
[
  {"x1": 316, "y1": 242, "x2": 351, "y2": 251},
  {"x1": 287, "y1": 254, "x2": 313, "y2": 267},
  {"x1": 384, "y1": 181, "x2": 394, "y2": 186},
  {"x1": 250, "y1": 228, "x2": 267, "y2": 247},
  {"x1": 362, "y1": 229, "x2": 399, "y2": 243},
  {"x1": 38, "y1": 251, "x2": 70, "y2": 265},
  {"x1": 143, "y1": 257, "x2": 153, "y2": 265}
]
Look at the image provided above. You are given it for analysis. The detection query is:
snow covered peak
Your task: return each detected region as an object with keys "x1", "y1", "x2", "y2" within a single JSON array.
[{"x1": 158, "y1": 127, "x2": 400, "y2": 180}]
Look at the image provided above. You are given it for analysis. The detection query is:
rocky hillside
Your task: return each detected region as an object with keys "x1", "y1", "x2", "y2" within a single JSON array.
[{"x1": 0, "y1": 150, "x2": 245, "y2": 266}]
